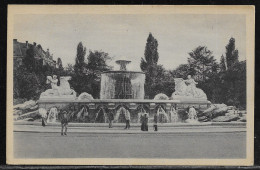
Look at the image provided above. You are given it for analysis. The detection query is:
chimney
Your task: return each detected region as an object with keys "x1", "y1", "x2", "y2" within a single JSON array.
[
  {"x1": 26, "y1": 41, "x2": 28, "y2": 48},
  {"x1": 13, "y1": 39, "x2": 17, "y2": 43},
  {"x1": 33, "y1": 42, "x2": 36, "y2": 46}
]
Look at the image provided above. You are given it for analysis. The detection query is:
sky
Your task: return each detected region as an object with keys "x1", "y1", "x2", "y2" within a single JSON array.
[{"x1": 13, "y1": 14, "x2": 246, "y2": 71}]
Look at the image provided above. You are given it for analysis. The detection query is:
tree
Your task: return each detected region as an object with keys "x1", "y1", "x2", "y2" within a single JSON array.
[
  {"x1": 87, "y1": 50, "x2": 112, "y2": 76},
  {"x1": 13, "y1": 62, "x2": 52, "y2": 100},
  {"x1": 219, "y1": 54, "x2": 227, "y2": 72},
  {"x1": 140, "y1": 33, "x2": 161, "y2": 98},
  {"x1": 23, "y1": 45, "x2": 36, "y2": 72},
  {"x1": 220, "y1": 61, "x2": 246, "y2": 108},
  {"x1": 141, "y1": 33, "x2": 159, "y2": 71},
  {"x1": 74, "y1": 42, "x2": 86, "y2": 75},
  {"x1": 70, "y1": 48, "x2": 112, "y2": 98},
  {"x1": 225, "y1": 37, "x2": 239, "y2": 69},
  {"x1": 64, "y1": 64, "x2": 74, "y2": 75},
  {"x1": 14, "y1": 43, "x2": 64, "y2": 100},
  {"x1": 37, "y1": 44, "x2": 42, "y2": 49},
  {"x1": 85, "y1": 50, "x2": 112, "y2": 98},
  {"x1": 57, "y1": 57, "x2": 63, "y2": 70},
  {"x1": 188, "y1": 46, "x2": 217, "y2": 82},
  {"x1": 171, "y1": 64, "x2": 192, "y2": 78},
  {"x1": 149, "y1": 65, "x2": 175, "y2": 98}
]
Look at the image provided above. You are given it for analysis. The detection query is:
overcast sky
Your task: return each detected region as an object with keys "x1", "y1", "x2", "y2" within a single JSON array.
[{"x1": 14, "y1": 14, "x2": 246, "y2": 71}]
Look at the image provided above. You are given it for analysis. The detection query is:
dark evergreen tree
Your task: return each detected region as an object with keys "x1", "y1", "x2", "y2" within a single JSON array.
[
  {"x1": 74, "y1": 42, "x2": 86, "y2": 75},
  {"x1": 219, "y1": 54, "x2": 227, "y2": 72},
  {"x1": 141, "y1": 33, "x2": 159, "y2": 71},
  {"x1": 139, "y1": 33, "x2": 176, "y2": 98},
  {"x1": 225, "y1": 37, "x2": 239, "y2": 69},
  {"x1": 57, "y1": 57, "x2": 63, "y2": 70},
  {"x1": 140, "y1": 33, "x2": 161, "y2": 98}
]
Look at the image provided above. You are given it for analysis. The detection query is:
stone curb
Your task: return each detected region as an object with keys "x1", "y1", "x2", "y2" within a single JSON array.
[
  {"x1": 14, "y1": 121, "x2": 246, "y2": 127},
  {"x1": 14, "y1": 130, "x2": 246, "y2": 134}
]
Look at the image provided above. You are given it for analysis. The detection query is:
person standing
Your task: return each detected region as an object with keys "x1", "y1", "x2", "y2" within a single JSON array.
[
  {"x1": 39, "y1": 108, "x2": 48, "y2": 127},
  {"x1": 154, "y1": 112, "x2": 158, "y2": 131},
  {"x1": 108, "y1": 110, "x2": 114, "y2": 128},
  {"x1": 140, "y1": 111, "x2": 145, "y2": 131},
  {"x1": 144, "y1": 113, "x2": 149, "y2": 131},
  {"x1": 60, "y1": 110, "x2": 69, "y2": 136},
  {"x1": 185, "y1": 106, "x2": 190, "y2": 120},
  {"x1": 124, "y1": 108, "x2": 131, "y2": 129},
  {"x1": 83, "y1": 106, "x2": 89, "y2": 123},
  {"x1": 60, "y1": 106, "x2": 76, "y2": 136}
]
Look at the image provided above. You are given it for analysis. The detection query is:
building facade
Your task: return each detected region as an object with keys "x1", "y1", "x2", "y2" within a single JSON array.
[{"x1": 13, "y1": 39, "x2": 56, "y2": 68}]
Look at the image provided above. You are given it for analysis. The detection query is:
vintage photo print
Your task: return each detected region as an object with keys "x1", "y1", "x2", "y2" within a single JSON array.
[{"x1": 6, "y1": 5, "x2": 255, "y2": 166}]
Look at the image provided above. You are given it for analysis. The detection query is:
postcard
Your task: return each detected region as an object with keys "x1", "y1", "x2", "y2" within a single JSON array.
[{"x1": 7, "y1": 5, "x2": 255, "y2": 166}]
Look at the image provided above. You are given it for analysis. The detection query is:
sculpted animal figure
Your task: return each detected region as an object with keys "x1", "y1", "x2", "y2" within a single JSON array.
[
  {"x1": 40, "y1": 76, "x2": 76, "y2": 97},
  {"x1": 172, "y1": 78, "x2": 191, "y2": 97},
  {"x1": 171, "y1": 76, "x2": 207, "y2": 99},
  {"x1": 59, "y1": 76, "x2": 76, "y2": 96}
]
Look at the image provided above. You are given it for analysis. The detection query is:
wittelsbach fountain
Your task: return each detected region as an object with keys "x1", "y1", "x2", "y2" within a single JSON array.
[{"x1": 38, "y1": 59, "x2": 211, "y2": 123}]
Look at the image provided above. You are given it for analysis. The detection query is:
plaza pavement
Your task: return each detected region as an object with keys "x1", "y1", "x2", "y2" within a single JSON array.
[{"x1": 13, "y1": 121, "x2": 246, "y2": 158}]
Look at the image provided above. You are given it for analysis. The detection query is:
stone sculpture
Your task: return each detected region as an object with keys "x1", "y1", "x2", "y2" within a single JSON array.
[
  {"x1": 40, "y1": 75, "x2": 76, "y2": 98},
  {"x1": 185, "y1": 106, "x2": 199, "y2": 123},
  {"x1": 170, "y1": 107, "x2": 178, "y2": 123},
  {"x1": 47, "y1": 107, "x2": 58, "y2": 123},
  {"x1": 154, "y1": 93, "x2": 169, "y2": 100},
  {"x1": 171, "y1": 75, "x2": 207, "y2": 100},
  {"x1": 77, "y1": 92, "x2": 94, "y2": 100}
]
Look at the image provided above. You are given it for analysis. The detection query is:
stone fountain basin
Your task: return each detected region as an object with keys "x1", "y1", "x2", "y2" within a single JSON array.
[{"x1": 38, "y1": 98, "x2": 210, "y2": 113}]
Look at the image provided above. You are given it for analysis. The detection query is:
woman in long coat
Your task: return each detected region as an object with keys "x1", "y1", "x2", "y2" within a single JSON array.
[
  {"x1": 140, "y1": 108, "x2": 145, "y2": 131},
  {"x1": 143, "y1": 113, "x2": 149, "y2": 131}
]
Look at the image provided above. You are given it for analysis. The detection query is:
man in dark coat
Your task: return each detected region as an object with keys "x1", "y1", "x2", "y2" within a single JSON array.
[
  {"x1": 140, "y1": 112, "x2": 144, "y2": 131},
  {"x1": 108, "y1": 110, "x2": 114, "y2": 128},
  {"x1": 144, "y1": 113, "x2": 149, "y2": 131},
  {"x1": 154, "y1": 113, "x2": 158, "y2": 131}
]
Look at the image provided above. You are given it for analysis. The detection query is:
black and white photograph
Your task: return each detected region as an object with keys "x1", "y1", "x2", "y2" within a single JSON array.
[{"x1": 6, "y1": 5, "x2": 254, "y2": 166}]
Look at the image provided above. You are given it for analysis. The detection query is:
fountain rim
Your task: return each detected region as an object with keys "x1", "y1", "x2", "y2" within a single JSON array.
[
  {"x1": 101, "y1": 70, "x2": 145, "y2": 74},
  {"x1": 115, "y1": 60, "x2": 131, "y2": 64}
]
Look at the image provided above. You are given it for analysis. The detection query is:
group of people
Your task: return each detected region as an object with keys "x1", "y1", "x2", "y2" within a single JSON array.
[
  {"x1": 116, "y1": 106, "x2": 131, "y2": 129},
  {"x1": 40, "y1": 104, "x2": 198, "y2": 136},
  {"x1": 40, "y1": 105, "x2": 77, "y2": 136}
]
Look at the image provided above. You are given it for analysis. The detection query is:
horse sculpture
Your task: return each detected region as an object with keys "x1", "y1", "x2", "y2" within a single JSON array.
[{"x1": 40, "y1": 76, "x2": 76, "y2": 98}]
